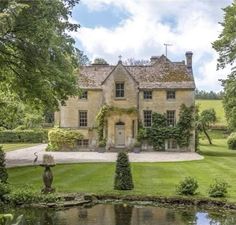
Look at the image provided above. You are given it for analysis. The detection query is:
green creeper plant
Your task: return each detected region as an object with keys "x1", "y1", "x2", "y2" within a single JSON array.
[{"x1": 0, "y1": 146, "x2": 8, "y2": 183}]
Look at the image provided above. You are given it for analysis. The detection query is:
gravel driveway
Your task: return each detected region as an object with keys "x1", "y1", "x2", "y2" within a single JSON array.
[{"x1": 6, "y1": 144, "x2": 204, "y2": 168}]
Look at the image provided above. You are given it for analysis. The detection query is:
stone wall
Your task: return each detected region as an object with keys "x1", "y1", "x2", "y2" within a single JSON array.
[
  {"x1": 55, "y1": 75, "x2": 195, "y2": 151},
  {"x1": 102, "y1": 63, "x2": 138, "y2": 108}
]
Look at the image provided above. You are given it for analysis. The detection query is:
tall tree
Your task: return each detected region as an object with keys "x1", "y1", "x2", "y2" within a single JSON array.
[
  {"x1": 197, "y1": 109, "x2": 216, "y2": 145},
  {"x1": 0, "y1": 0, "x2": 80, "y2": 110},
  {"x1": 212, "y1": 1, "x2": 236, "y2": 130},
  {"x1": 93, "y1": 58, "x2": 108, "y2": 65},
  {"x1": 76, "y1": 49, "x2": 90, "y2": 66}
]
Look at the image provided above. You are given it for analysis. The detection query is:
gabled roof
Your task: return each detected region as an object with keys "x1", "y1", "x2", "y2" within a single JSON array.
[
  {"x1": 101, "y1": 62, "x2": 139, "y2": 85},
  {"x1": 76, "y1": 56, "x2": 195, "y2": 89}
]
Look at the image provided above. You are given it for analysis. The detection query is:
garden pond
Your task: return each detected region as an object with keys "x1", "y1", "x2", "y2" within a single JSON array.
[{"x1": 1, "y1": 203, "x2": 236, "y2": 225}]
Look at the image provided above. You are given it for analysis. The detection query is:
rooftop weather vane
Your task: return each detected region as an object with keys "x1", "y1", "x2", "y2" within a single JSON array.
[{"x1": 164, "y1": 43, "x2": 172, "y2": 57}]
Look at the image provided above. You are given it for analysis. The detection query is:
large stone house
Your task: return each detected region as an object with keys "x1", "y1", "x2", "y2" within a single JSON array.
[{"x1": 55, "y1": 52, "x2": 195, "y2": 151}]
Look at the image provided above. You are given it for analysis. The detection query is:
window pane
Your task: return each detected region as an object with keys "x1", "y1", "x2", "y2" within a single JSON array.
[
  {"x1": 167, "y1": 110, "x2": 175, "y2": 126},
  {"x1": 79, "y1": 90, "x2": 88, "y2": 99},
  {"x1": 79, "y1": 111, "x2": 87, "y2": 127},
  {"x1": 167, "y1": 91, "x2": 175, "y2": 99},
  {"x1": 144, "y1": 110, "x2": 152, "y2": 127},
  {"x1": 77, "y1": 139, "x2": 89, "y2": 148},
  {"x1": 144, "y1": 91, "x2": 152, "y2": 99},
  {"x1": 83, "y1": 139, "x2": 89, "y2": 147},
  {"x1": 115, "y1": 82, "x2": 124, "y2": 97}
]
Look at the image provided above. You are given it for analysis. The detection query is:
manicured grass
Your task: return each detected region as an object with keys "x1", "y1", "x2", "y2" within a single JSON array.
[
  {"x1": 7, "y1": 138, "x2": 236, "y2": 202},
  {"x1": 1, "y1": 143, "x2": 40, "y2": 152},
  {"x1": 196, "y1": 99, "x2": 226, "y2": 126}
]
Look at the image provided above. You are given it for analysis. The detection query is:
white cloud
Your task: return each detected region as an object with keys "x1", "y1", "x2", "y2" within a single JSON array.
[{"x1": 71, "y1": 0, "x2": 233, "y2": 91}]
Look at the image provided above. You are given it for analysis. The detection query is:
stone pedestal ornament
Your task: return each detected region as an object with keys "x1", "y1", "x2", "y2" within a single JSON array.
[{"x1": 40, "y1": 154, "x2": 56, "y2": 194}]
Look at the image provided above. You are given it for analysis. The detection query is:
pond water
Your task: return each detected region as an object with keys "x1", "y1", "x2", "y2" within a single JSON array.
[{"x1": 2, "y1": 203, "x2": 236, "y2": 225}]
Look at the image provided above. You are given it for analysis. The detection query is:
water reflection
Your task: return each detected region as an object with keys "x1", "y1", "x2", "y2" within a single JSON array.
[
  {"x1": 114, "y1": 204, "x2": 133, "y2": 225},
  {"x1": 2, "y1": 203, "x2": 236, "y2": 225}
]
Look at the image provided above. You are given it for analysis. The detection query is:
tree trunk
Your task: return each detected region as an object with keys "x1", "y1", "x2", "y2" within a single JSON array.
[{"x1": 203, "y1": 126, "x2": 212, "y2": 145}]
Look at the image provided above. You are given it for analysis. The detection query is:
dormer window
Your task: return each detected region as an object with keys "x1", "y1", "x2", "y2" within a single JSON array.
[
  {"x1": 79, "y1": 90, "x2": 88, "y2": 100},
  {"x1": 144, "y1": 90, "x2": 152, "y2": 99},
  {"x1": 167, "y1": 90, "x2": 175, "y2": 100},
  {"x1": 115, "y1": 82, "x2": 124, "y2": 98}
]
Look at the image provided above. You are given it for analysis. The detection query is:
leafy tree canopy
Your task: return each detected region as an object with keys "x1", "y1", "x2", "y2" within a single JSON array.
[
  {"x1": 93, "y1": 58, "x2": 108, "y2": 65},
  {"x1": 222, "y1": 72, "x2": 236, "y2": 130},
  {"x1": 0, "y1": 0, "x2": 80, "y2": 110},
  {"x1": 197, "y1": 108, "x2": 216, "y2": 144},
  {"x1": 212, "y1": 1, "x2": 236, "y2": 70},
  {"x1": 0, "y1": 90, "x2": 44, "y2": 130},
  {"x1": 212, "y1": 1, "x2": 236, "y2": 130},
  {"x1": 76, "y1": 49, "x2": 90, "y2": 66}
]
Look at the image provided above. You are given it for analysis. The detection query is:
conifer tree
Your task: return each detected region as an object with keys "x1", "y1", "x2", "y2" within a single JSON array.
[{"x1": 114, "y1": 151, "x2": 134, "y2": 190}]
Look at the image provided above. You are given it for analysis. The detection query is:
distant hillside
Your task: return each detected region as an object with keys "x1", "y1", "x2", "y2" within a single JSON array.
[{"x1": 195, "y1": 100, "x2": 227, "y2": 126}]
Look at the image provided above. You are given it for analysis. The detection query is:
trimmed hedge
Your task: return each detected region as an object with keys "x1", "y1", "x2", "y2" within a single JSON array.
[
  {"x1": 227, "y1": 132, "x2": 236, "y2": 150},
  {"x1": 0, "y1": 130, "x2": 47, "y2": 143}
]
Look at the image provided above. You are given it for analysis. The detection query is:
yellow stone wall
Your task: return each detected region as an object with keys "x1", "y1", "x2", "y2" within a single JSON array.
[
  {"x1": 55, "y1": 66, "x2": 195, "y2": 151},
  {"x1": 106, "y1": 113, "x2": 138, "y2": 147},
  {"x1": 102, "y1": 64, "x2": 138, "y2": 108},
  {"x1": 139, "y1": 89, "x2": 195, "y2": 120}
]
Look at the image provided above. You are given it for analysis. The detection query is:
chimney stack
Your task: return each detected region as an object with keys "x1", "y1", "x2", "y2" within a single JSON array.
[{"x1": 185, "y1": 51, "x2": 193, "y2": 73}]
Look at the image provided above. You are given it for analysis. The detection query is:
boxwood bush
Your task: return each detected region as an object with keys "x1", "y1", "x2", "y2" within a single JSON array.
[
  {"x1": 0, "y1": 130, "x2": 47, "y2": 143},
  {"x1": 227, "y1": 132, "x2": 236, "y2": 150},
  {"x1": 208, "y1": 179, "x2": 229, "y2": 198},
  {"x1": 47, "y1": 128, "x2": 83, "y2": 151},
  {"x1": 176, "y1": 177, "x2": 198, "y2": 196}
]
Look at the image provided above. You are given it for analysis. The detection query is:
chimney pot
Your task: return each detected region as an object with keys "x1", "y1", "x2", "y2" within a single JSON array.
[{"x1": 185, "y1": 51, "x2": 193, "y2": 73}]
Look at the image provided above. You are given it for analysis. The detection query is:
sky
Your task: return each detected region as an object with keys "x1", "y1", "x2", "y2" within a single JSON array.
[{"x1": 70, "y1": 0, "x2": 233, "y2": 92}]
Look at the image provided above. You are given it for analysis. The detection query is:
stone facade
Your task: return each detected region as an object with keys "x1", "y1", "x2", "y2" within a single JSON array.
[{"x1": 55, "y1": 52, "x2": 196, "y2": 151}]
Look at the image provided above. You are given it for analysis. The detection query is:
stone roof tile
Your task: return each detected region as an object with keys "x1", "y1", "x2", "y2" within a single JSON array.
[{"x1": 76, "y1": 58, "x2": 195, "y2": 89}]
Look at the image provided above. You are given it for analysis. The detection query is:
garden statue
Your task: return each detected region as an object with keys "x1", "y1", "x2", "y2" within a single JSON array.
[{"x1": 40, "y1": 154, "x2": 56, "y2": 194}]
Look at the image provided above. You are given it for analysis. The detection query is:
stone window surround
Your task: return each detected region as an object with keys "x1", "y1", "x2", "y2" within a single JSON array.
[
  {"x1": 166, "y1": 139, "x2": 178, "y2": 150},
  {"x1": 77, "y1": 139, "x2": 89, "y2": 148},
  {"x1": 115, "y1": 82, "x2": 125, "y2": 98},
  {"x1": 79, "y1": 110, "x2": 88, "y2": 127},
  {"x1": 166, "y1": 90, "x2": 176, "y2": 100},
  {"x1": 79, "y1": 90, "x2": 88, "y2": 100},
  {"x1": 143, "y1": 110, "x2": 152, "y2": 127},
  {"x1": 166, "y1": 110, "x2": 176, "y2": 126},
  {"x1": 143, "y1": 90, "x2": 152, "y2": 100}
]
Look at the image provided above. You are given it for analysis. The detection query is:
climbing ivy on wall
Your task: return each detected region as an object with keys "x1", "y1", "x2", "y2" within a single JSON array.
[
  {"x1": 96, "y1": 104, "x2": 137, "y2": 143},
  {"x1": 138, "y1": 104, "x2": 195, "y2": 150}
]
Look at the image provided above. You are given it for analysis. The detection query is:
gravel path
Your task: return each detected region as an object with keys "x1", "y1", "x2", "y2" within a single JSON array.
[{"x1": 6, "y1": 144, "x2": 204, "y2": 168}]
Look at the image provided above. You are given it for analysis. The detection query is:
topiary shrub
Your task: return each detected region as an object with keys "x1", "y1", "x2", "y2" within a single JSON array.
[
  {"x1": 0, "y1": 146, "x2": 8, "y2": 183},
  {"x1": 114, "y1": 151, "x2": 134, "y2": 190},
  {"x1": 227, "y1": 132, "x2": 236, "y2": 150},
  {"x1": 47, "y1": 128, "x2": 83, "y2": 151},
  {"x1": 176, "y1": 177, "x2": 198, "y2": 195},
  {"x1": 208, "y1": 179, "x2": 229, "y2": 198}
]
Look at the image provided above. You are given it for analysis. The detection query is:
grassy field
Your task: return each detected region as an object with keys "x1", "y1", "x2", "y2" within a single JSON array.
[
  {"x1": 196, "y1": 99, "x2": 226, "y2": 126},
  {"x1": 7, "y1": 136, "x2": 236, "y2": 203},
  {"x1": 1, "y1": 143, "x2": 40, "y2": 152}
]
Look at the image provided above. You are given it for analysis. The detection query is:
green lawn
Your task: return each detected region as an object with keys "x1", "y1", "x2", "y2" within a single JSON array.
[
  {"x1": 7, "y1": 138, "x2": 236, "y2": 203},
  {"x1": 196, "y1": 99, "x2": 226, "y2": 126},
  {"x1": 1, "y1": 143, "x2": 40, "y2": 152}
]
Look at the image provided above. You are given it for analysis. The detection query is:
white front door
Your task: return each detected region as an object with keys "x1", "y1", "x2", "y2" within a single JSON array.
[{"x1": 115, "y1": 124, "x2": 125, "y2": 146}]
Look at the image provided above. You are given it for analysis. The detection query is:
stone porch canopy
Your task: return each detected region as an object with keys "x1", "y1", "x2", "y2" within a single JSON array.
[{"x1": 76, "y1": 53, "x2": 195, "y2": 90}]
